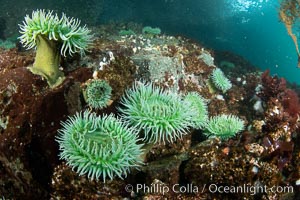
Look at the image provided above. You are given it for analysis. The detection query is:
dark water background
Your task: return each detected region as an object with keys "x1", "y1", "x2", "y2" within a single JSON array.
[{"x1": 1, "y1": 0, "x2": 299, "y2": 84}]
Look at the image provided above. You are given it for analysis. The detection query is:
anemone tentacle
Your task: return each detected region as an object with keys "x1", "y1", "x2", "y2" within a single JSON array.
[{"x1": 56, "y1": 111, "x2": 143, "y2": 182}]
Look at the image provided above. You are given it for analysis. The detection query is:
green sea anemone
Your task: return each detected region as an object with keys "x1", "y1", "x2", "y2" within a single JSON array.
[
  {"x1": 119, "y1": 82, "x2": 192, "y2": 144},
  {"x1": 56, "y1": 111, "x2": 143, "y2": 182},
  {"x1": 204, "y1": 114, "x2": 244, "y2": 140},
  {"x1": 119, "y1": 29, "x2": 136, "y2": 36},
  {"x1": 211, "y1": 68, "x2": 232, "y2": 93},
  {"x1": 19, "y1": 9, "x2": 93, "y2": 87},
  {"x1": 83, "y1": 79, "x2": 112, "y2": 109},
  {"x1": 142, "y1": 26, "x2": 161, "y2": 35},
  {"x1": 183, "y1": 92, "x2": 208, "y2": 129}
]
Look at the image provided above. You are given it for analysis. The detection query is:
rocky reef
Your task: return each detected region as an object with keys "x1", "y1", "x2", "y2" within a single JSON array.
[{"x1": 0, "y1": 23, "x2": 299, "y2": 200}]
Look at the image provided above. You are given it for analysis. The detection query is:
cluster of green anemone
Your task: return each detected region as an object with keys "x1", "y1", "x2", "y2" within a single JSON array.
[
  {"x1": 18, "y1": 10, "x2": 244, "y2": 183},
  {"x1": 118, "y1": 82, "x2": 243, "y2": 143},
  {"x1": 56, "y1": 81, "x2": 244, "y2": 182}
]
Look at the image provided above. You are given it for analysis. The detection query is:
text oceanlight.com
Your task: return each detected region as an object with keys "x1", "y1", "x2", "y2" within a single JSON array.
[
  {"x1": 208, "y1": 184, "x2": 293, "y2": 195},
  {"x1": 124, "y1": 183, "x2": 294, "y2": 196}
]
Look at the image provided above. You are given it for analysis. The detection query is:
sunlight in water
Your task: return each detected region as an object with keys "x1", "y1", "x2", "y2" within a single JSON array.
[{"x1": 228, "y1": 0, "x2": 269, "y2": 12}]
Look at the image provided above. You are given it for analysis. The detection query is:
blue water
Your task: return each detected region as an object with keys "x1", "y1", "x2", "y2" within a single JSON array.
[{"x1": 100, "y1": 0, "x2": 300, "y2": 84}]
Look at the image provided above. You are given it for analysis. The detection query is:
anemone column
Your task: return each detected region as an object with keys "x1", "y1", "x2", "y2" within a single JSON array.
[{"x1": 29, "y1": 35, "x2": 65, "y2": 87}]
